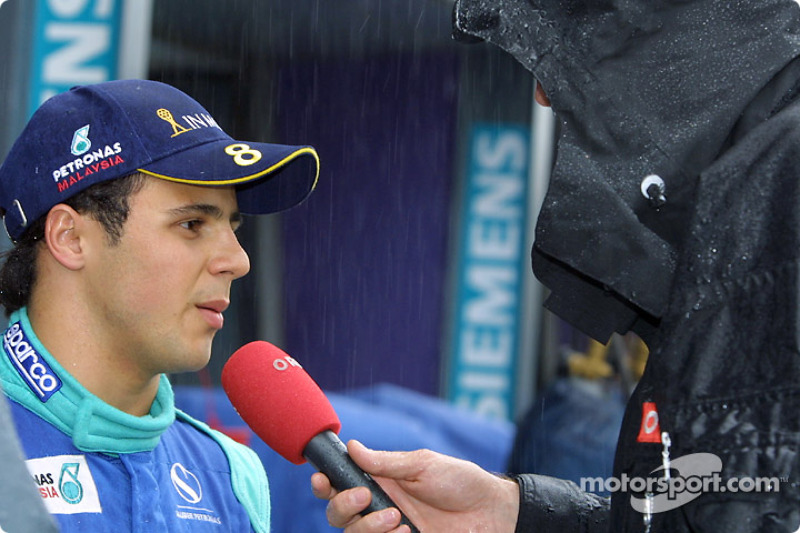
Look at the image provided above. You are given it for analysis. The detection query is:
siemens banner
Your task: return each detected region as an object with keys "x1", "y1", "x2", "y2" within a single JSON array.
[
  {"x1": 28, "y1": 0, "x2": 123, "y2": 116},
  {"x1": 447, "y1": 124, "x2": 530, "y2": 421}
]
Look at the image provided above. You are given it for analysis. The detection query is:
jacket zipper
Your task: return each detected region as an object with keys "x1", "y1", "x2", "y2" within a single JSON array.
[{"x1": 643, "y1": 431, "x2": 671, "y2": 532}]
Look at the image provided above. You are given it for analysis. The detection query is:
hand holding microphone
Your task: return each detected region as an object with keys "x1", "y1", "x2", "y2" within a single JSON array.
[{"x1": 221, "y1": 341, "x2": 420, "y2": 532}]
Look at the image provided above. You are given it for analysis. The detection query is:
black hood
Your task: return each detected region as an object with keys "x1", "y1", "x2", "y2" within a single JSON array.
[{"x1": 453, "y1": 0, "x2": 800, "y2": 342}]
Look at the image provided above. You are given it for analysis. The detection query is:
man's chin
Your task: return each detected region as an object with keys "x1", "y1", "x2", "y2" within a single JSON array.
[{"x1": 165, "y1": 347, "x2": 213, "y2": 376}]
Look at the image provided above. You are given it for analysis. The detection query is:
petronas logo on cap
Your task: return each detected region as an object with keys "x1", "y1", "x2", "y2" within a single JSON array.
[{"x1": 70, "y1": 125, "x2": 91, "y2": 156}]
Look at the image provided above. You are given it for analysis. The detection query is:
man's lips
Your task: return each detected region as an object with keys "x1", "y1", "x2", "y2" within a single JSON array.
[{"x1": 197, "y1": 300, "x2": 229, "y2": 330}]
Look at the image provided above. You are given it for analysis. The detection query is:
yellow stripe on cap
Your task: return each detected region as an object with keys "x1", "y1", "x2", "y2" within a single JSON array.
[{"x1": 137, "y1": 146, "x2": 320, "y2": 189}]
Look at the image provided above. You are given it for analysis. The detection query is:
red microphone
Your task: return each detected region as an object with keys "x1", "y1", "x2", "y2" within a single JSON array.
[{"x1": 221, "y1": 341, "x2": 419, "y2": 531}]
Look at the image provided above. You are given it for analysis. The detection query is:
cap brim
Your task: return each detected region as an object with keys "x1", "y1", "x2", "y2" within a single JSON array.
[{"x1": 138, "y1": 139, "x2": 319, "y2": 214}]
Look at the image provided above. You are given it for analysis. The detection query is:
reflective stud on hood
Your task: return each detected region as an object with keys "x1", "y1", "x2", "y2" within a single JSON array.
[{"x1": 641, "y1": 174, "x2": 667, "y2": 209}]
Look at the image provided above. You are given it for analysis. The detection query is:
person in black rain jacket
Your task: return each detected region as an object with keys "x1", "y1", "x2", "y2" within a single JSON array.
[{"x1": 312, "y1": 1, "x2": 800, "y2": 531}]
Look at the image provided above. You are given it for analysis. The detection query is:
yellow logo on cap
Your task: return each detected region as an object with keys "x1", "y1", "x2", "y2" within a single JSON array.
[
  {"x1": 224, "y1": 143, "x2": 263, "y2": 166},
  {"x1": 157, "y1": 108, "x2": 191, "y2": 138}
]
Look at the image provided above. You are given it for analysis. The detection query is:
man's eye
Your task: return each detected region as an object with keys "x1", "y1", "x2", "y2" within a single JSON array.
[{"x1": 180, "y1": 220, "x2": 203, "y2": 231}]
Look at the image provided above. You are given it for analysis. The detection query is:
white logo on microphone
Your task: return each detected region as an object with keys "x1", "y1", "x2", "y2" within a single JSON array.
[
  {"x1": 170, "y1": 463, "x2": 203, "y2": 504},
  {"x1": 273, "y1": 355, "x2": 302, "y2": 371}
]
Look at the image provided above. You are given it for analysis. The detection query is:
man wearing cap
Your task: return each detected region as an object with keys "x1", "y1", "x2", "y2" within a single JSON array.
[{"x1": 0, "y1": 79, "x2": 318, "y2": 532}]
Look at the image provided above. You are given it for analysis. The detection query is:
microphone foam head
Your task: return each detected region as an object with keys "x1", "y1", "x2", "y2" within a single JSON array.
[{"x1": 221, "y1": 341, "x2": 341, "y2": 464}]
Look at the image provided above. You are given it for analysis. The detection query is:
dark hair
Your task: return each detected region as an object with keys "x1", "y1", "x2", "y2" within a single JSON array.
[{"x1": 0, "y1": 173, "x2": 147, "y2": 316}]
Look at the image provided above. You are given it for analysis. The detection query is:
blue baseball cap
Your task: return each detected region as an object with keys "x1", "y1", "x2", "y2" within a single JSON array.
[{"x1": 0, "y1": 79, "x2": 319, "y2": 241}]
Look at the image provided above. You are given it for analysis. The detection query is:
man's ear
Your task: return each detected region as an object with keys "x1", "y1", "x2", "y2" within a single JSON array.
[{"x1": 43, "y1": 204, "x2": 87, "y2": 271}]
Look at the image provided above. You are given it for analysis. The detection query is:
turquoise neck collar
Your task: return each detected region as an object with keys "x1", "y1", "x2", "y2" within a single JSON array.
[{"x1": 0, "y1": 308, "x2": 175, "y2": 453}]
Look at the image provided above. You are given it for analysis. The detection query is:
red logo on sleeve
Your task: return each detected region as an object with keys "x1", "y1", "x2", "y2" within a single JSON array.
[{"x1": 637, "y1": 402, "x2": 662, "y2": 443}]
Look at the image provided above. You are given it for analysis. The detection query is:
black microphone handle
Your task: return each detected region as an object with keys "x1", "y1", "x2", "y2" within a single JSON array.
[{"x1": 304, "y1": 430, "x2": 420, "y2": 532}]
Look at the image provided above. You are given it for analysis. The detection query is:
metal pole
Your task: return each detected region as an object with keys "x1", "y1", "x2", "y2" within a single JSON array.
[
  {"x1": 515, "y1": 95, "x2": 555, "y2": 417},
  {"x1": 118, "y1": 0, "x2": 154, "y2": 80}
]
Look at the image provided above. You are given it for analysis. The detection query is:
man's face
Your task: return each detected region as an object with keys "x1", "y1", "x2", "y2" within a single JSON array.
[{"x1": 81, "y1": 177, "x2": 250, "y2": 380}]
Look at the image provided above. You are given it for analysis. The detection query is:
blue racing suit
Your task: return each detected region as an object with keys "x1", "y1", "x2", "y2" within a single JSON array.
[{"x1": 0, "y1": 308, "x2": 270, "y2": 532}]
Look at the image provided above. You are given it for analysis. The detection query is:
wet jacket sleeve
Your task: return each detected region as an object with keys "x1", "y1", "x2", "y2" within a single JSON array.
[{"x1": 514, "y1": 474, "x2": 609, "y2": 533}]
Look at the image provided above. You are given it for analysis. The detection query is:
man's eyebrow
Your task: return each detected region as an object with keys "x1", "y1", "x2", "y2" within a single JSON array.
[{"x1": 167, "y1": 203, "x2": 242, "y2": 224}]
